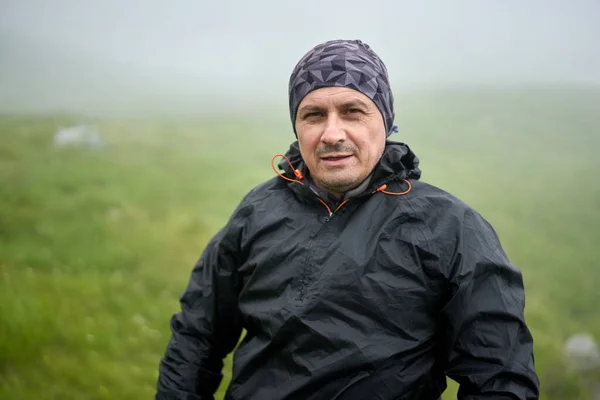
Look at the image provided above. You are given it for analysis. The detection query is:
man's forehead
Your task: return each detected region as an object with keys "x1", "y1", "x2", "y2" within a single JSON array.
[{"x1": 299, "y1": 87, "x2": 374, "y2": 107}]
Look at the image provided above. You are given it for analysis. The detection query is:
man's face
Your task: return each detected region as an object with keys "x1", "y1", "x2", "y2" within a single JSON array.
[{"x1": 295, "y1": 87, "x2": 386, "y2": 198}]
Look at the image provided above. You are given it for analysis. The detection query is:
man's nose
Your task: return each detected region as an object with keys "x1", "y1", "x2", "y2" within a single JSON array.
[{"x1": 321, "y1": 114, "x2": 346, "y2": 144}]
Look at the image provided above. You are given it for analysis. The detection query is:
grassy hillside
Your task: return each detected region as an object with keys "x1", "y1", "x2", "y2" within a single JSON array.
[{"x1": 1, "y1": 86, "x2": 599, "y2": 399}]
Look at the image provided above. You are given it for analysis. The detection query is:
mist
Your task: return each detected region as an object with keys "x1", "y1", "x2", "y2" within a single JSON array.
[{"x1": 1, "y1": 0, "x2": 599, "y2": 116}]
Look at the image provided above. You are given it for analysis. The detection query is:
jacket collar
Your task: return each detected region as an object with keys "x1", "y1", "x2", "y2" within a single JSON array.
[{"x1": 278, "y1": 140, "x2": 421, "y2": 201}]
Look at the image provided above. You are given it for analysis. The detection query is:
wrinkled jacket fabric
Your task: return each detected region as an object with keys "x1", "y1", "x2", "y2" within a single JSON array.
[{"x1": 156, "y1": 141, "x2": 539, "y2": 400}]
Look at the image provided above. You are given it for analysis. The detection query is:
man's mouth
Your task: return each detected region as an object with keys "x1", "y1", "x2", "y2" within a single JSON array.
[
  {"x1": 320, "y1": 154, "x2": 353, "y2": 161},
  {"x1": 320, "y1": 154, "x2": 354, "y2": 166}
]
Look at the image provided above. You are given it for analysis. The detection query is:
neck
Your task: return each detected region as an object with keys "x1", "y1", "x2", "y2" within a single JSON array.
[{"x1": 308, "y1": 173, "x2": 374, "y2": 202}]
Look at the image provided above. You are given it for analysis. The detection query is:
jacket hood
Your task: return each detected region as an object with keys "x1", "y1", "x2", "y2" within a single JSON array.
[{"x1": 277, "y1": 140, "x2": 422, "y2": 195}]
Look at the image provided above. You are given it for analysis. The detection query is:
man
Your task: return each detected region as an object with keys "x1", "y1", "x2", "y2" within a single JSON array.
[{"x1": 156, "y1": 39, "x2": 539, "y2": 400}]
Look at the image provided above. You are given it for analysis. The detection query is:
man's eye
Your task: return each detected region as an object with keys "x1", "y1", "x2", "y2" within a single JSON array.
[
  {"x1": 346, "y1": 108, "x2": 362, "y2": 114},
  {"x1": 305, "y1": 112, "x2": 322, "y2": 118}
]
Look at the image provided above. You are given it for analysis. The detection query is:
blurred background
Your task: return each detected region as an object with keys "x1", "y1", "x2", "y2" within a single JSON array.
[{"x1": 1, "y1": 0, "x2": 599, "y2": 399}]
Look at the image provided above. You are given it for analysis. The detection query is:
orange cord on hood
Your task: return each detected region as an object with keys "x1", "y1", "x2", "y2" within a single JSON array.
[
  {"x1": 372, "y1": 180, "x2": 412, "y2": 196},
  {"x1": 271, "y1": 154, "x2": 304, "y2": 186}
]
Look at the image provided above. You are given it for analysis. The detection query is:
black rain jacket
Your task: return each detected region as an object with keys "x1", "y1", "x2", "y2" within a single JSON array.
[{"x1": 156, "y1": 141, "x2": 539, "y2": 400}]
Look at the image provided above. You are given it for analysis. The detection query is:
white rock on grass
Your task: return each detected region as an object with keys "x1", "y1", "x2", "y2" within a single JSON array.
[
  {"x1": 564, "y1": 333, "x2": 600, "y2": 371},
  {"x1": 53, "y1": 124, "x2": 107, "y2": 149}
]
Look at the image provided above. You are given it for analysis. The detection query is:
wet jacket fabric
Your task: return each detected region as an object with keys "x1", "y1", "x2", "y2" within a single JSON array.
[{"x1": 156, "y1": 141, "x2": 539, "y2": 400}]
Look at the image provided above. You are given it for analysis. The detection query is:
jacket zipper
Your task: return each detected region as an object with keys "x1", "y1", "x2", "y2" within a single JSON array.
[
  {"x1": 296, "y1": 196, "x2": 352, "y2": 300},
  {"x1": 297, "y1": 238, "x2": 316, "y2": 301},
  {"x1": 296, "y1": 197, "x2": 339, "y2": 301}
]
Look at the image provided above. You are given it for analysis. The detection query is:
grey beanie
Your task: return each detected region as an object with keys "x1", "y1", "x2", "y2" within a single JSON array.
[{"x1": 288, "y1": 39, "x2": 397, "y2": 137}]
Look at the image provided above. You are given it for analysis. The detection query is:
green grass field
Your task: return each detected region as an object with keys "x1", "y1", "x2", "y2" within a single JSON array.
[{"x1": 1, "y1": 85, "x2": 599, "y2": 399}]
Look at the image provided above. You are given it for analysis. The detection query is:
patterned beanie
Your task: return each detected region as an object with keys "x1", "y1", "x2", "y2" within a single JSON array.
[{"x1": 288, "y1": 39, "x2": 397, "y2": 137}]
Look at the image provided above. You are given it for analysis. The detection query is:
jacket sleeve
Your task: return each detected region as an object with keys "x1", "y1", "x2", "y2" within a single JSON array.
[
  {"x1": 155, "y1": 214, "x2": 245, "y2": 400},
  {"x1": 440, "y1": 207, "x2": 540, "y2": 400}
]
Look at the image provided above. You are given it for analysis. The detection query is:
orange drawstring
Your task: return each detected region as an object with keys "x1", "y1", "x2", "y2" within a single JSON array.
[
  {"x1": 325, "y1": 181, "x2": 410, "y2": 215},
  {"x1": 271, "y1": 154, "x2": 304, "y2": 186},
  {"x1": 372, "y1": 179, "x2": 412, "y2": 196},
  {"x1": 334, "y1": 199, "x2": 350, "y2": 213},
  {"x1": 316, "y1": 198, "x2": 349, "y2": 216},
  {"x1": 316, "y1": 198, "x2": 332, "y2": 215}
]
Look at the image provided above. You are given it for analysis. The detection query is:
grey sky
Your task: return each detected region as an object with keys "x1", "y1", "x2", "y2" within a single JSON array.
[{"x1": 1, "y1": 0, "x2": 599, "y2": 115}]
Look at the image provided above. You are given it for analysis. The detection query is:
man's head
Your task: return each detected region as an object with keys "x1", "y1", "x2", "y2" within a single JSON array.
[{"x1": 288, "y1": 39, "x2": 396, "y2": 197}]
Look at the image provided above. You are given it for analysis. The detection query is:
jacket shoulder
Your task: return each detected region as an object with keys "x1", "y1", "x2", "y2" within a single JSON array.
[
  {"x1": 228, "y1": 176, "x2": 291, "y2": 221},
  {"x1": 402, "y1": 179, "x2": 501, "y2": 248},
  {"x1": 238, "y1": 176, "x2": 288, "y2": 205},
  {"x1": 403, "y1": 179, "x2": 474, "y2": 215}
]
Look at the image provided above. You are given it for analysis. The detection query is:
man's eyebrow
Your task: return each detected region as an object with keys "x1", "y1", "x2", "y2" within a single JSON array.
[
  {"x1": 297, "y1": 105, "x2": 324, "y2": 115},
  {"x1": 338, "y1": 99, "x2": 370, "y2": 109},
  {"x1": 298, "y1": 99, "x2": 370, "y2": 114}
]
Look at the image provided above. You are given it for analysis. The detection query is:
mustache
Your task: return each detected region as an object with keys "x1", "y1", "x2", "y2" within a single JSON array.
[{"x1": 315, "y1": 143, "x2": 358, "y2": 157}]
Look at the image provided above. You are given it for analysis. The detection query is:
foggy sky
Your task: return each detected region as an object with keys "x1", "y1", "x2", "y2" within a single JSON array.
[{"x1": 1, "y1": 0, "x2": 599, "y2": 115}]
